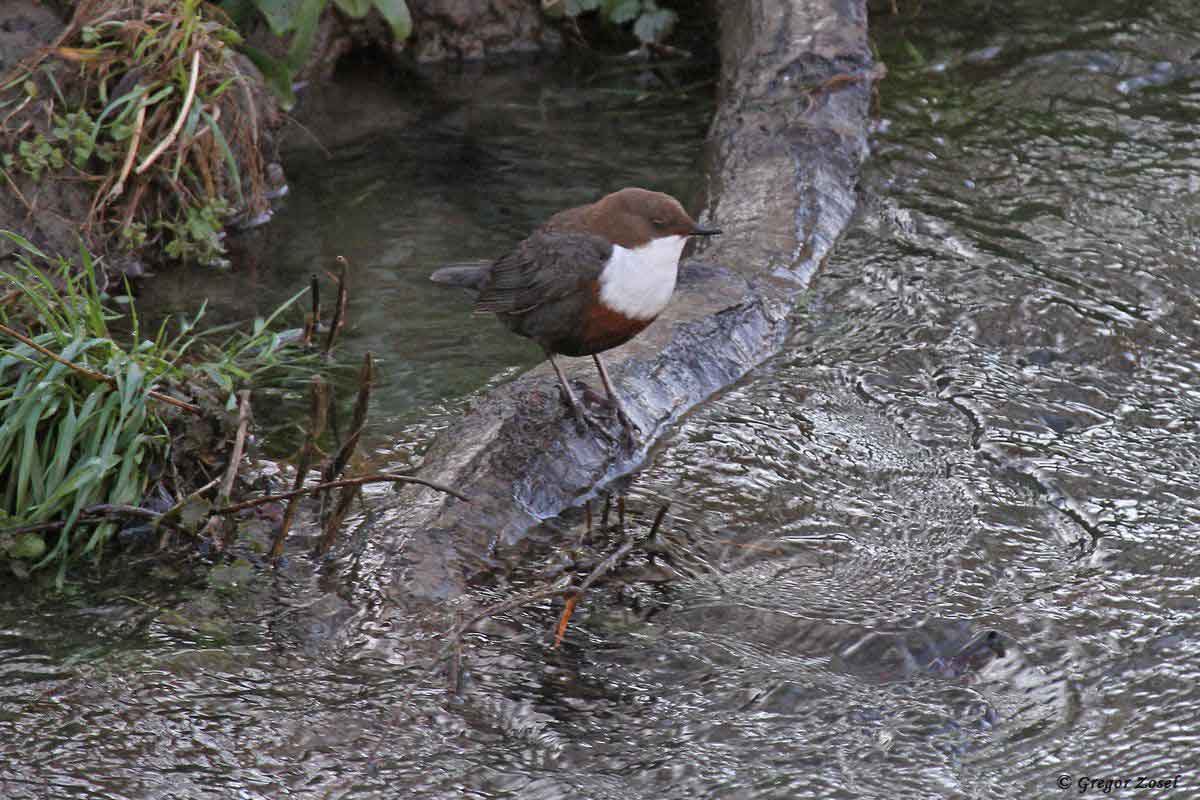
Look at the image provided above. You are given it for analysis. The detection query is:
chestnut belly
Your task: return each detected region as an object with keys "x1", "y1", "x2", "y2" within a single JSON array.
[
  {"x1": 501, "y1": 301, "x2": 653, "y2": 357},
  {"x1": 497, "y1": 278, "x2": 663, "y2": 357},
  {"x1": 550, "y1": 307, "x2": 653, "y2": 357}
]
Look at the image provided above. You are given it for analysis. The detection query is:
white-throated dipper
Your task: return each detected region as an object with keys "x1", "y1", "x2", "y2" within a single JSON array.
[{"x1": 430, "y1": 187, "x2": 720, "y2": 442}]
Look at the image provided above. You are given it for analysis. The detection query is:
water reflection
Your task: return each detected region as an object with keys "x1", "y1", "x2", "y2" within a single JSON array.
[{"x1": 4, "y1": 1, "x2": 1200, "y2": 797}]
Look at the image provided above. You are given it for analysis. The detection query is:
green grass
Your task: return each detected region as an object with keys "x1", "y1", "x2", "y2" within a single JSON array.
[{"x1": 0, "y1": 231, "x2": 309, "y2": 583}]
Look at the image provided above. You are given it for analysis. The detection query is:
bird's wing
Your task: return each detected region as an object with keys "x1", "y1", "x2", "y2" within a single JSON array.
[{"x1": 473, "y1": 232, "x2": 612, "y2": 314}]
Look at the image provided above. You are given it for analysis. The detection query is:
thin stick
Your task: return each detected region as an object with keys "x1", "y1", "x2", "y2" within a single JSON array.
[
  {"x1": 215, "y1": 389, "x2": 252, "y2": 548},
  {"x1": 319, "y1": 350, "x2": 372, "y2": 525},
  {"x1": 551, "y1": 535, "x2": 637, "y2": 649},
  {"x1": 218, "y1": 389, "x2": 252, "y2": 507},
  {"x1": 552, "y1": 595, "x2": 578, "y2": 649},
  {"x1": 215, "y1": 472, "x2": 470, "y2": 514},
  {"x1": 554, "y1": 506, "x2": 665, "y2": 649},
  {"x1": 647, "y1": 502, "x2": 670, "y2": 538},
  {"x1": 0, "y1": 321, "x2": 200, "y2": 413},
  {"x1": 0, "y1": 166, "x2": 33, "y2": 214},
  {"x1": 0, "y1": 95, "x2": 31, "y2": 129},
  {"x1": 324, "y1": 352, "x2": 373, "y2": 485},
  {"x1": 600, "y1": 493, "x2": 612, "y2": 531},
  {"x1": 315, "y1": 478, "x2": 358, "y2": 557},
  {"x1": 270, "y1": 375, "x2": 329, "y2": 559},
  {"x1": 303, "y1": 273, "x2": 320, "y2": 346},
  {"x1": 315, "y1": 354, "x2": 374, "y2": 554},
  {"x1": 109, "y1": 102, "x2": 146, "y2": 199},
  {"x1": 136, "y1": 49, "x2": 200, "y2": 174},
  {"x1": 323, "y1": 256, "x2": 350, "y2": 355},
  {"x1": 434, "y1": 586, "x2": 573, "y2": 670},
  {"x1": 618, "y1": 494, "x2": 626, "y2": 533},
  {"x1": 578, "y1": 535, "x2": 637, "y2": 594}
]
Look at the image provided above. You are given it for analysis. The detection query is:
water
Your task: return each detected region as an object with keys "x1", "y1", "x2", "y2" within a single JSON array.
[
  {"x1": 134, "y1": 57, "x2": 714, "y2": 454},
  {"x1": 4, "y1": 2, "x2": 1200, "y2": 797}
]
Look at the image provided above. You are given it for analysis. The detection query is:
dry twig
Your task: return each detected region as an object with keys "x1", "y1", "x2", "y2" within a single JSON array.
[
  {"x1": 317, "y1": 357, "x2": 375, "y2": 548},
  {"x1": 215, "y1": 472, "x2": 470, "y2": 514},
  {"x1": 136, "y1": 49, "x2": 200, "y2": 174},
  {"x1": 270, "y1": 375, "x2": 329, "y2": 559},
  {"x1": 218, "y1": 389, "x2": 252, "y2": 506},
  {"x1": 552, "y1": 502, "x2": 670, "y2": 648},
  {"x1": 323, "y1": 256, "x2": 350, "y2": 355},
  {"x1": 109, "y1": 102, "x2": 146, "y2": 199}
]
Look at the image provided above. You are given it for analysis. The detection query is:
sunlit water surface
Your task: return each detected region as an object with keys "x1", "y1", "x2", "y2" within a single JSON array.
[{"x1": 4, "y1": 2, "x2": 1200, "y2": 797}]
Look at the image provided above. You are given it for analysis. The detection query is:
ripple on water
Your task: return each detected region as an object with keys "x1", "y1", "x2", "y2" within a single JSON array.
[{"x1": 5, "y1": 2, "x2": 1200, "y2": 797}]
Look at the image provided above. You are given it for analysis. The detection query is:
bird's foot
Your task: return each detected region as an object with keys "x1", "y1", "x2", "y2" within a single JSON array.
[
  {"x1": 572, "y1": 404, "x2": 619, "y2": 444},
  {"x1": 578, "y1": 386, "x2": 639, "y2": 448},
  {"x1": 558, "y1": 383, "x2": 618, "y2": 444},
  {"x1": 579, "y1": 384, "x2": 607, "y2": 409},
  {"x1": 614, "y1": 407, "x2": 640, "y2": 450}
]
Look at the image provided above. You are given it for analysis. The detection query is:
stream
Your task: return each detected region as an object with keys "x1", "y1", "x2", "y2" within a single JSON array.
[{"x1": 3, "y1": 1, "x2": 1199, "y2": 797}]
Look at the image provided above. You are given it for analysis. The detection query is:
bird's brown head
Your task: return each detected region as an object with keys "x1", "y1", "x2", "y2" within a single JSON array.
[{"x1": 585, "y1": 187, "x2": 721, "y2": 250}]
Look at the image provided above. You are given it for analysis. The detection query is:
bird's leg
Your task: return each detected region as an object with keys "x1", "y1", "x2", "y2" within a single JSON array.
[
  {"x1": 592, "y1": 353, "x2": 638, "y2": 445},
  {"x1": 547, "y1": 353, "x2": 616, "y2": 443}
]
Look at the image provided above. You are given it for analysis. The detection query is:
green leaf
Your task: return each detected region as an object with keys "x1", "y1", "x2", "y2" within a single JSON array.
[
  {"x1": 46, "y1": 397, "x2": 78, "y2": 490},
  {"x1": 33, "y1": 454, "x2": 119, "y2": 523},
  {"x1": 0, "y1": 230, "x2": 49, "y2": 261},
  {"x1": 15, "y1": 391, "x2": 52, "y2": 515},
  {"x1": 219, "y1": 0, "x2": 261, "y2": 28},
  {"x1": 250, "y1": 0, "x2": 321, "y2": 36},
  {"x1": 606, "y1": 0, "x2": 641, "y2": 24},
  {"x1": 200, "y1": 108, "x2": 245, "y2": 205},
  {"x1": 82, "y1": 521, "x2": 116, "y2": 556},
  {"x1": 372, "y1": 0, "x2": 412, "y2": 40},
  {"x1": 333, "y1": 0, "x2": 371, "y2": 16},
  {"x1": 903, "y1": 40, "x2": 926, "y2": 66},
  {"x1": 113, "y1": 434, "x2": 147, "y2": 505},
  {"x1": 286, "y1": 0, "x2": 328, "y2": 72},
  {"x1": 8, "y1": 533, "x2": 46, "y2": 560},
  {"x1": 633, "y1": 6, "x2": 676, "y2": 43}
]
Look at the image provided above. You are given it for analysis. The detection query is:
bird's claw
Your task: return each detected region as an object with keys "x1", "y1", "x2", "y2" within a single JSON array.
[
  {"x1": 615, "y1": 408, "x2": 639, "y2": 449},
  {"x1": 571, "y1": 405, "x2": 619, "y2": 444},
  {"x1": 578, "y1": 385, "x2": 640, "y2": 446},
  {"x1": 559, "y1": 383, "x2": 618, "y2": 443}
]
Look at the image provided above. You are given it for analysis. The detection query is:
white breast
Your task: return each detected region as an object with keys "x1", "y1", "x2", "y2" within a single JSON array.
[{"x1": 597, "y1": 235, "x2": 686, "y2": 320}]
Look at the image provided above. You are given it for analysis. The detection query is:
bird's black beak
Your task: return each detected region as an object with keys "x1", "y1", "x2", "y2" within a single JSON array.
[{"x1": 689, "y1": 224, "x2": 722, "y2": 237}]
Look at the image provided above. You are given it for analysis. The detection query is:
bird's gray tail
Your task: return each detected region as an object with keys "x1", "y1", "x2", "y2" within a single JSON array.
[{"x1": 429, "y1": 261, "x2": 490, "y2": 290}]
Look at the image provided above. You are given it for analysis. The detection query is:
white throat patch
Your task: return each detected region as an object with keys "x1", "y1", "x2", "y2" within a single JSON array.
[{"x1": 597, "y1": 235, "x2": 686, "y2": 320}]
